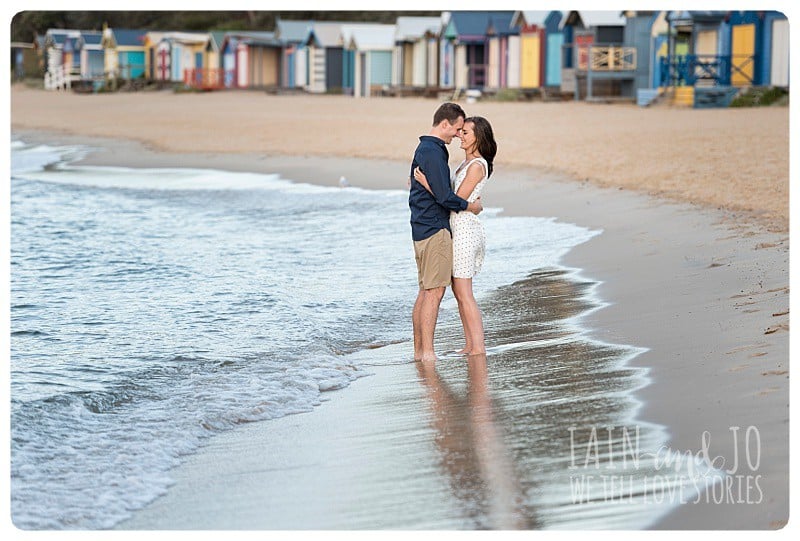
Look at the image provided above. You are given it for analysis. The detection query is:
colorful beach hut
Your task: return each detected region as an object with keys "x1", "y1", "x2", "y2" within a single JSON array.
[
  {"x1": 151, "y1": 32, "x2": 209, "y2": 83},
  {"x1": 101, "y1": 27, "x2": 147, "y2": 82},
  {"x1": 275, "y1": 18, "x2": 313, "y2": 89},
  {"x1": 220, "y1": 32, "x2": 282, "y2": 89},
  {"x1": 394, "y1": 16, "x2": 441, "y2": 90},
  {"x1": 727, "y1": 10, "x2": 789, "y2": 87},
  {"x1": 342, "y1": 24, "x2": 396, "y2": 97},
  {"x1": 658, "y1": 11, "x2": 736, "y2": 106},
  {"x1": 484, "y1": 11, "x2": 517, "y2": 90},
  {"x1": 442, "y1": 11, "x2": 511, "y2": 91},
  {"x1": 510, "y1": 10, "x2": 564, "y2": 89}
]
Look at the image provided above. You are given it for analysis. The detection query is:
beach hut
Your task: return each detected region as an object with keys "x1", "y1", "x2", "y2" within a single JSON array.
[
  {"x1": 658, "y1": 12, "x2": 736, "y2": 106},
  {"x1": 142, "y1": 31, "x2": 167, "y2": 81},
  {"x1": 43, "y1": 29, "x2": 103, "y2": 90},
  {"x1": 559, "y1": 11, "x2": 627, "y2": 98},
  {"x1": 394, "y1": 16, "x2": 441, "y2": 91},
  {"x1": 101, "y1": 27, "x2": 147, "y2": 82},
  {"x1": 150, "y1": 32, "x2": 209, "y2": 84},
  {"x1": 763, "y1": 11, "x2": 789, "y2": 87},
  {"x1": 11, "y1": 41, "x2": 41, "y2": 80},
  {"x1": 484, "y1": 11, "x2": 518, "y2": 90},
  {"x1": 442, "y1": 11, "x2": 510, "y2": 91},
  {"x1": 509, "y1": 10, "x2": 564, "y2": 90},
  {"x1": 220, "y1": 32, "x2": 282, "y2": 89},
  {"x1": 302, "y1": 22, "x2": 348, "y2": 93},
  {"x1": 726, "y1": 11, "x2": 789, "y2": 87},
  {"x1": 342, "y1": 24, "x2": 396, "y2": 98},
  {"x1": 275, "y1": 18, "x2": 313, "y2": 89}
]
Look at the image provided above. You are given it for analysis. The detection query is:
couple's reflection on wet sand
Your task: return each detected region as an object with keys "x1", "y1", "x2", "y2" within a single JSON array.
[{"x1": 416, "y1": 354, "x2": 534, "y2": 529}]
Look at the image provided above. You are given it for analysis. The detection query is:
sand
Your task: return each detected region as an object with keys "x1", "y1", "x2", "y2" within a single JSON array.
[{"x1": 8, "y1": 86, "x2": 791, "y2": 530}]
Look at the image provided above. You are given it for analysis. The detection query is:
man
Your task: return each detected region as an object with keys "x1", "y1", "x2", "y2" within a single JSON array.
[{"x1": 409, "y1": 102, "x2": 483, "y2": 362}]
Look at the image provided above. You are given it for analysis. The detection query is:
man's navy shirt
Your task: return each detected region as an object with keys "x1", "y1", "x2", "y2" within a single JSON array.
[{"x1": 408, "y1": 135, "x2": 469, "y2": 242}]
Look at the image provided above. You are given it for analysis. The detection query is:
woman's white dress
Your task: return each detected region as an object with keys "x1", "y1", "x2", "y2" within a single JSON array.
[{"x1": 450, "y1": 157, "x2": 488, "y2": 279}]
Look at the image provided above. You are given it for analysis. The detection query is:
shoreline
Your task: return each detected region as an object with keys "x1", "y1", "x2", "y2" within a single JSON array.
[{"x1": 11, "y1": 129, "x2": 790, "y2": 529}]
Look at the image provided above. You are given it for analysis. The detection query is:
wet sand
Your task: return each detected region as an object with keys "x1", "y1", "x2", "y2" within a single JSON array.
[{"x1": 9, "y1": 86, "x2": 790, "y2": 530}]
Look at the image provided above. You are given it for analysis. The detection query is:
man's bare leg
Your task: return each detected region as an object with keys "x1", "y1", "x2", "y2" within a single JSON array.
[
  {"x1": 418, "y1": 286, "x2": 445, "y2": 361},
  {"x1": 412, "y1": 290, "x2": 424, "y2": 361}
]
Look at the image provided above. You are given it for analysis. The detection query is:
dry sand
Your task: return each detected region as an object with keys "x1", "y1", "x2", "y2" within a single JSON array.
[
  {"x1": 10, "y1": 85, "x2": 789, "y2": 232},
  {"x1": 9, "y1": 85, "x2": 791, "y2": 529}
]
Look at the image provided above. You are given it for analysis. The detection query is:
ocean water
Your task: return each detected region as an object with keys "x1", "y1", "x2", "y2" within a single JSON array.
[{"x1": 9, "y1": 140, "x2": 720, "y2": 529}]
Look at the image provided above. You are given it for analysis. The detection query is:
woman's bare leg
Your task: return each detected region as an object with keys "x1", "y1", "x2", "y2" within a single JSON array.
[{"x1": 452, "y1": 277, "x2": 485, "y2": 354}]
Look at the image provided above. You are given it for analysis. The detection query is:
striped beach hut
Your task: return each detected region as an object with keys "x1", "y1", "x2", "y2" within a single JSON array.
[
  {"x1": 510, "y1": 10, "x2": 564, "y2": 89},
  {"x1": 275, "y1": 18, "x2": 313, "y2": 89},
  {"x1": 394, "y1": 16, "x2": 441, "y2": 90},
  {"x1": 101, "y1": 27, "x2": 147, "y2": 81},
  {"x1": 484, "y1": 11, "x2": 517, "y2": 90},
  {"x1": 342, "y1": 24, "x2": 396, "y2": 97},
  {"x1": 220, "y1": 32, "x2": 282, "y2": 89},
  {"x1": 303, "y1": 22, "x2": 347, "y2": 93}
]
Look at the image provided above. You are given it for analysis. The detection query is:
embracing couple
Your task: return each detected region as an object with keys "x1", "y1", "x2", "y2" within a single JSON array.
[{"x1": 409, "y1": 102, "x2": 497, "y2": 362}]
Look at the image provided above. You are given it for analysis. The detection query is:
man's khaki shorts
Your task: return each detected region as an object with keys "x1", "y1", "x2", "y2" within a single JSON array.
[{"x1": 413, "y1": 228, "x2": 453, "y2": 289}]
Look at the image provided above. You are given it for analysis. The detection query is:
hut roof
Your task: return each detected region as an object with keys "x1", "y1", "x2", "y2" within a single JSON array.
[
  {"x1": 511, "y1": 10, "x2": 566, "y2": 28},
  {"x1": 304, "y1": 22, "x2": 346, "y2": 48},
  {"x1": 444, "y1": 11, "x2": 515, "y2": 42},
  {"x1": 159, "y1": 31, "x2": 210, "y2": 46},
  {"x1": 275, "y1": 18, "x2": 313, "y2": 43},
  {"x1": 103, "y1": 28, "x2": 147, "y2": 48},
  {"x1": 561, "y1": 11, "x2": 626, "y2": 29},
  {"x1": 207, "y1": 31, "x2": 227, "y2": 52},
  {"x1": 486, "y1": 11, "x2": 517, "y2": 36},
  {"x1": 395, "y1": 16, "x2": 441, "y2": 42},
  {"x1": 343, "y1": 24, "x2": 396, "y2": 51}
]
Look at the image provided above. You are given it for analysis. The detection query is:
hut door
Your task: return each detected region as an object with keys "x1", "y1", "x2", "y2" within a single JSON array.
[
  {"x1": 520, "y1": 33, "x2": 540, "y2": 88},
  {"x1": 731, "y1": 24, "x2": 755, "y2": 86},
  {"x1": 546, "y1": 33, "x2": 563, "y2": 86},
  {"x1": 237, "y1": 43, "x2": 248, "y2": 87},
  {"x1": 771, "y1": 19, "x2": 789, "y2": 87}
]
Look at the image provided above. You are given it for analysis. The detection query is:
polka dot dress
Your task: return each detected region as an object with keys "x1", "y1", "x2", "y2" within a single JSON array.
[{"x1": 450, "y1": 157, "x2": 488, "y2": 279}]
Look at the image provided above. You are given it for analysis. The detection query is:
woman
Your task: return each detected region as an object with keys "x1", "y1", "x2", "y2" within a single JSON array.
[{"x1": 414, "y1": 116, "x2": 497, "y2": 355}]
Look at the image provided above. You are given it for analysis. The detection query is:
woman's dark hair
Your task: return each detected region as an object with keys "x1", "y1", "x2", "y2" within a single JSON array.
[{"x1": 464, "y1": 116, "x2": 497, "y2": 177}]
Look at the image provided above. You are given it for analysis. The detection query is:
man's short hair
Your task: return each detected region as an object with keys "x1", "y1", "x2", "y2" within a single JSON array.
[{"x1": 432, "y1": 102, "x2": 466, "y2": 127}]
